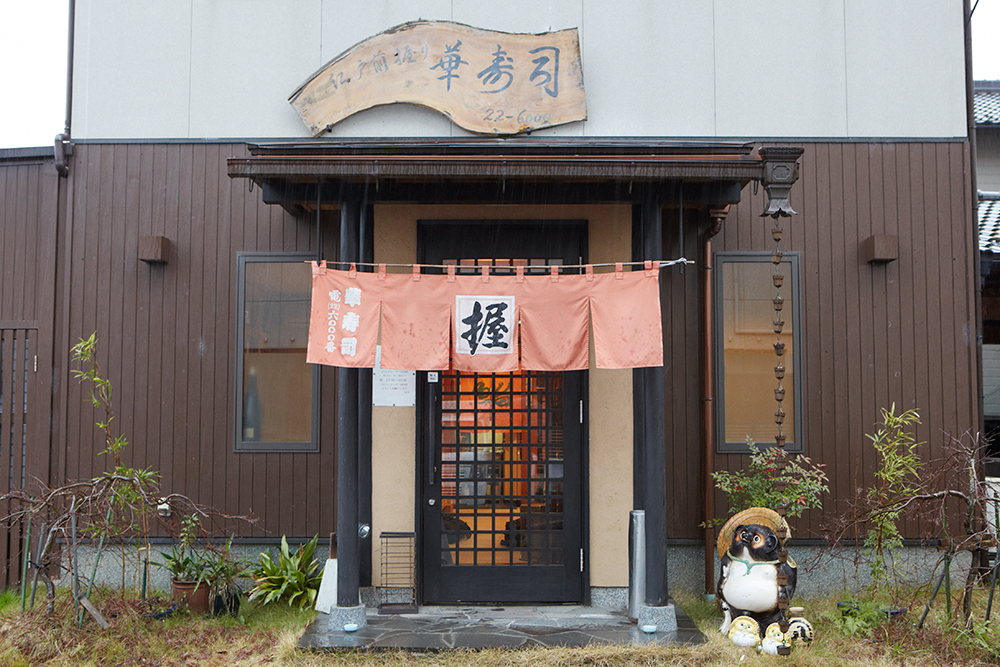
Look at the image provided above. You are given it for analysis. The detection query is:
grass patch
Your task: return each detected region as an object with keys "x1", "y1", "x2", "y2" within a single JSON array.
[
  {"x1": 0, "y1": 587, "x2": 315, "y2": 667},
  {"x1": 0, "y1": 588, "x2": 20, "y2": 614},
  {"x1": 4, "y1": 587, "x2": 1000, "y2": 666}
]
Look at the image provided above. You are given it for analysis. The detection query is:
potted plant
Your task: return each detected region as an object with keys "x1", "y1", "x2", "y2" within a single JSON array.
[
  {"x1": 161, "y1": 544, "x2": 212, "y2": 614},
  {"x1": 158, "y1": 514, "x2": 212, "y2": 614},
  {"x1": 205, "y1": 537, "x2": 250, "y2": 617}
]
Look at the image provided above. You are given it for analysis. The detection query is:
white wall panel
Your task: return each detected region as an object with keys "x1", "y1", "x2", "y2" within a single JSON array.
[
  {"x1": 188, "y1": 0, "x2": 322, "y2": 138},
  {"x1": 579, "y1": 3, "x2": 716, "y2": 137},
  {"x1": 74, "y1": 0, "x2": 193, "y2": 138},
  {"x1": 319, "y1": 0, "x2": 452, "y2": 64},
  {"x1": 714, "y1": 2, "x2": 848, "y2": 137},
  {"x1": 71, "y1": 0, "x2": 970, "y2": 140},
  {"x1": 844, "y1": 0, "x2": 966, "y2": 138}
]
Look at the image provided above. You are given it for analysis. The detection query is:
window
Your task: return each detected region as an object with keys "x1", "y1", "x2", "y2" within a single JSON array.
[
  {"x1": 714, "y1": 253, "x2": 802, "y2": 453},
  {"x1": 235, "y1": 253, "x2": 318, "y2": 452}
]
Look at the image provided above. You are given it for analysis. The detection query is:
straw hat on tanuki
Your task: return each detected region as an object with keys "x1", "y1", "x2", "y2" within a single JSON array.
[{"x1": 716, "y1": 507, "x2": 791, "y2": 560}]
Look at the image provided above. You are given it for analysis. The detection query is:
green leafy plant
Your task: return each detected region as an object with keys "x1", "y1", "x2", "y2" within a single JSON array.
[
  {"x1": 71, "y1": 333, "x2": 129, "y2": 466},
  {"x1": 158, "y1": 516, "x2": 251, "y2": 616},
  {"x1": 709, "y1": 438, "x2": 829, "y2": 524},
  {"x1": 159, "y1": 515, "x2": 210, "y2": 585},
  {"x1": 864, "y1": 404, "x2": 922, "y2": 590},
  {"x1": 160, "y1": 547, "x2": 210, "y2": 586},
  {"x1": 248, "y1": 535, "x2": 322, "y2": 609},
  {"x1": 71, "y1": 333, "x2": 164, "y2": 594},
  {"x1": 205, "y1": 537, "x2": 251, "y2": 614},
  {"x1": 831, "y1": 599, "x2": 888, "y2": 638}
]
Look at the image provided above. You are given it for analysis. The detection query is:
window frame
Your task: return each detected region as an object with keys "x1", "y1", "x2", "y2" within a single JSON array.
[
  {"x1": 234, "y1": 252, "x2": 320, "y2": 453},
  {"x1": 713, "y1": 251, "x2": 804, "y2": 454}
]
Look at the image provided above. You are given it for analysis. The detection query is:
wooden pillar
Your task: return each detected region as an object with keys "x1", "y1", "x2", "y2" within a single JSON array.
[
  {"x1": 633, "y1": 188, "x2": 668, "y2": 607},
  {"x1": 631, "y1": 203, "x2": 647, "y2": 513},
  {"x1": 358, "y1": 202, "x2": 374, "y2": 587},
  {"x1": 337, "y1": 199, "x2": 361, "y2": 608}
]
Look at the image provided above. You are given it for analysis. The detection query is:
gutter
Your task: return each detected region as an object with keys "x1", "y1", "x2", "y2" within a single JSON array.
[
  {"x1": 54, "y1": 0, "x2": 75, "y2": 177},
  {"x1": 966, "y1": 0, "x2": 989, "y2": 574},
  {"x1": 702, "y1": 206, "x2": 727, "y2": 595},
  {"x1": 967, "y1": 0, "x2": 984, "y2": 438}
]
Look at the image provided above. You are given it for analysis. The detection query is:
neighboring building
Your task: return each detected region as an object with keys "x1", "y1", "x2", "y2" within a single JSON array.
[
  {"x1": 978, "y1": 81, "x2": 1000, "y2": 441},
  {"x1": 0, "y1": 0, "x2": 980, "y2": 612},
  {"x1": 977, "y1": 81, "x2": 1000, "y2": 192}
]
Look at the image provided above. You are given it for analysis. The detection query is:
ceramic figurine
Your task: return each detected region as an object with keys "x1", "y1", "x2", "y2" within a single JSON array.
[
  {"x1": 759, "y1": 622, "x2": 792, "y2": 655},
  {"x1": 717, "y1": 508, "x2": 797, "y2": 639},
  {"x1": 788, "y1": 617, "x2": 814, "y2": 645},
  {"x1": 727, "y1": 615, "x2": 761, "y2": 648}
]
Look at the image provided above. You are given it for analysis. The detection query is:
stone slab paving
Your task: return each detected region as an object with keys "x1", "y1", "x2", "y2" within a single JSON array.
[{"x1": 299, "y1": 601, "x2": 705, "y2": 650}]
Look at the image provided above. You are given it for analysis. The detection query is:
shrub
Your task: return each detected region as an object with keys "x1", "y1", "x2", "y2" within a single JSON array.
[
  {"x1": 710, "y1": 438, "x2": 829, "y2": 523},
  {"x1": 248, "y1": 535, "x2": 322, "y2": 609},
  {"x1": 864, "y1": 404, "x2": 922, "y2": 590}
]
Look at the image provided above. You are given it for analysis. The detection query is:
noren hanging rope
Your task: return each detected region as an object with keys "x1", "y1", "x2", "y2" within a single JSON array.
[{"x1": 303, "y1": 258, "x2": 693, "y2": 271}]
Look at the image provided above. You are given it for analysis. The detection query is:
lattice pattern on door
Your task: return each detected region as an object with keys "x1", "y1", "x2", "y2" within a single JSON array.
[
  {"x1": 1, "y1": 328, "x2": 33, "y2": 588},
  {"x1": 438, "y1": 370, "x2": 564, "y2": 567}
]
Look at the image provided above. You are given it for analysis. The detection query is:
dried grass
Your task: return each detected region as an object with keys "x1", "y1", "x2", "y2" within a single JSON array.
[{"x1": 3, "y1": 587, "x2": 1000, "y2": 667}]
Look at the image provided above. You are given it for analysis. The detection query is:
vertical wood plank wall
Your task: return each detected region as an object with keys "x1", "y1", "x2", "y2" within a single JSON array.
[
  {"x1": 663, "y1": 141, "x2": 978, "y2": 539},
  {"x1": 57, "y1": 143, "x2": 338, "y2": 540},
  {"x1": 0, "y1": 155, "x2": 59, "y2": 585},
  {"x1": 3, "y1": 140, "x2": 980, "y2": 548}
]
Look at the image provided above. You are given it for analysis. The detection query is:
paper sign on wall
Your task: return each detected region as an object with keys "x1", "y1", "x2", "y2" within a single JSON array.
[{"x1": 373, "y1": 345, "x2": 415, "y2": 407}]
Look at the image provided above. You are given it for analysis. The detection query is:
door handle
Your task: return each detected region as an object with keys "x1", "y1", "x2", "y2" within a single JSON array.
[{"x1": 427, "y1": 380, "x2": 438, "y2": 486}]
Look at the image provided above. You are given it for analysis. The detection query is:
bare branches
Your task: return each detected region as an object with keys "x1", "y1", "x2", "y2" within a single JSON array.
[
  {"x1": 821, "y1": 417, "x2": 997, "y2": 624},
  {"x1": 824, "y1": 428, "x2": 992, "y2": 552},
  {"x1": 1, "y1": 334, "x2": 257, "y2": 619}
]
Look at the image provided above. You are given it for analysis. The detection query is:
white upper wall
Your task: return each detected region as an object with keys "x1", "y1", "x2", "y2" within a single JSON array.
[{"x1": 72, "y1": 0, "x2": 968, "y2": 140}]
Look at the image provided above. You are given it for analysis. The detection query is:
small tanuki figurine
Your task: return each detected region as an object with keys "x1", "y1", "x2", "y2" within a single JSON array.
[
  {"x1": 717, "y1": 508, "x2": 797, "y2": 645},
  {"x1": 760, "y1": 622, "x2": 792, "y2": 656},
  {"x1": 726, "y1": 615, "x2": 760, "y2": 647}
]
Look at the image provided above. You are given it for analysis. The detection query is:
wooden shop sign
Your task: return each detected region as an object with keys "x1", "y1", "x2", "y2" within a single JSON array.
[{"x1": 289, "y1": 21, "x2": 587, "y2": 136}]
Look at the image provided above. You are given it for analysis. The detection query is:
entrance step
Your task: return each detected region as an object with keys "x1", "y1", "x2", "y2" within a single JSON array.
[{"x1": 298, "y1": 599, "x2": 704, "y2": 650}]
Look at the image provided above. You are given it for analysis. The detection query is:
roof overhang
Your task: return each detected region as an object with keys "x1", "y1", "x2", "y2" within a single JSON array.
[{"x1": 226, "y1": 138, "x2": 799, "y2": 216}]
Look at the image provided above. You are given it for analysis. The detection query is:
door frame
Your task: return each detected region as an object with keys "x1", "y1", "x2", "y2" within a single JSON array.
[{"x1": 413, "y1": 218, "x2": 590, "y2": 605}]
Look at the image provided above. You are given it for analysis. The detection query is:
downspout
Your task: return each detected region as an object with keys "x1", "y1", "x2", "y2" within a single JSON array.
[
  {"x1": 54, "y1": 0, "x2": 75, "y2": 177},
  {"x1": 966, "y1": 0, "x2": 986, "y2": 574},
  {"x1": 966, "y1": 0, "x2": 983, "y2": 437},
  {"x1": 703, "y1": 205, "x2": 729, "y2": 595},
  {"x1": 54, "y1": 0, "x2": 78, "y2": 494}
]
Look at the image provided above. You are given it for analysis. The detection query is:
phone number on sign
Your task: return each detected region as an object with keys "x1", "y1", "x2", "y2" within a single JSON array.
[{"x1": 482, "y1": 108, "x2": 554, "y2": 126}]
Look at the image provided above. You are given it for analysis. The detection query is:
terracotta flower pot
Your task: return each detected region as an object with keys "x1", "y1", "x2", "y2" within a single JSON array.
[{"x1": 171, "y1": 579, "x2": 211, "y2": 614}]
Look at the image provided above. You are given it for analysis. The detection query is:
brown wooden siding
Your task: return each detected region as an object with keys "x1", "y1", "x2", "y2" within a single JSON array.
[
  {"x1": 0, "y1": 154, "x2": 60, "y2": 585},
  {"x1": 57, "y1": 143, "x2": 339, "y2": 540},
  {"x1": 7, "y1": 139, "x2": 978, "y2": 550},
  {"x1": 663, "y1": 141, "x2": 978, "y2": 540}
]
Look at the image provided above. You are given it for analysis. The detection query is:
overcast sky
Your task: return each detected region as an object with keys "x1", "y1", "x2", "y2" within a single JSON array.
[{"x1": 1, "y1": 1, "x2": 999, "y2": 149}]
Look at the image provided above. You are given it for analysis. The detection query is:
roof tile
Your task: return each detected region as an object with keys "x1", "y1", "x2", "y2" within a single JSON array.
[{"x1": 981, "y1": 198, "x2": 1000, "y2": 251}]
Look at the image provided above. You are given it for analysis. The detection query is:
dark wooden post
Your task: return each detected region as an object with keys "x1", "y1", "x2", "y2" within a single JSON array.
[
  {"x1": 632, "y1": 203, "x2": 647, "y2": 514},
  {"x1": 358, "y1": 202, "x2": 374, "y2": 587},
  {"x1": 337, "y1": 198, "x2": 361, "y2": 608},
  {"x1": 633, "y1": 188, "x2": 669, "y2": 607}
]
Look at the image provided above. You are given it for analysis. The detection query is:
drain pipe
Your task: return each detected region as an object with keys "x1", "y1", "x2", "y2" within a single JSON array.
[
  {"x1": 54, "y1": 0, "x2": 75, "y2": 177},
  {"x1": 703, "y1": 205, "x2": 729, "y2": 595}
]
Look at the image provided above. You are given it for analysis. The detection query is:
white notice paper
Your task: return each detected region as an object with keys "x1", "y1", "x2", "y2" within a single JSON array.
[{"x1": 373, "y1": 345, "x2": 416, "y2": 406}]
